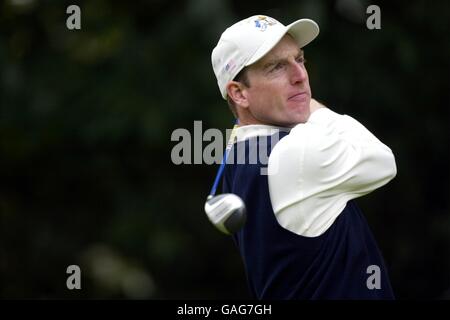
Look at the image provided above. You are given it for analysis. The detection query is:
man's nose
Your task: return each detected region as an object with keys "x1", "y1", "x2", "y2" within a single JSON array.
[{"x1": 289, "y1": 61, "x2": 307, "y2": 84}]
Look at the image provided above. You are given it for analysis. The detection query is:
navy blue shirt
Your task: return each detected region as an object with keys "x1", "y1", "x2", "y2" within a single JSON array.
[{"x1": 223, "y1": 133, "x2": 394, "y2": 299}]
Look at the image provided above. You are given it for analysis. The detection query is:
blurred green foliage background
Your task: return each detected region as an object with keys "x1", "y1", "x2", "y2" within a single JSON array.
[{"x1": 0, "y1": 0, "x2": 449, "y2": 299}]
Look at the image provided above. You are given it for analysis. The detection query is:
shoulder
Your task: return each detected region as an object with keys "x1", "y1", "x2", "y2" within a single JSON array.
[{"x1": 269, "y1": 109, "x2": 342, "y2": 170}]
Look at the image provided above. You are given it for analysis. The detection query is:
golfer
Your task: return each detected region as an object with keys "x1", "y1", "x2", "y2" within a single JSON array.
[{"x1": 211, "y1": 15, "x2": 397, "y2": 299}]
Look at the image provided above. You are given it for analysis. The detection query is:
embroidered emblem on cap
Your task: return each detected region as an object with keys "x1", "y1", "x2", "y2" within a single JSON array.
[
  {"x1": 224, "y1": 59, "x2": 236, "y2": 74},
  {"x1": 254, "y1": 15, "x2": 277, "y2": 31}
]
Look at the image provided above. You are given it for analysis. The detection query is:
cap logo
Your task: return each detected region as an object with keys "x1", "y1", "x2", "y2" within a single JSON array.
[
  {"x1": 254, "y1": 15, "x2": 277, "y2": 31},
  {"x1": 224, "y1": 59, "x2": 236, "y2": 74}
]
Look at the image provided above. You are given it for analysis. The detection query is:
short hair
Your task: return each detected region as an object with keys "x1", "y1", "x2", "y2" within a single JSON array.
[{"x1": 227, "y1": 68, "x2": 251, "y2": 119}]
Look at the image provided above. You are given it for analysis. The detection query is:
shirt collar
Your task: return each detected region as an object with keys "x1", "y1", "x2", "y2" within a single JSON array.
[{"x1": 235, "y1": 124, "x2": 291, "y2": 143}]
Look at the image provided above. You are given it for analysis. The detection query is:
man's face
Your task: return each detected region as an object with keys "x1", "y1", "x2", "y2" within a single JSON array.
[{"x1": 243, "y1": 34, "x2": 311, "y2": 127}]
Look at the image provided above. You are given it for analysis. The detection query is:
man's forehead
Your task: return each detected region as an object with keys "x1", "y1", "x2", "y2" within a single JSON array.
[
  {"x1": 255, "y1": 36, "x2": 303, "y2": 65},
  {"x1": 265, "y1": 47, "x2": 304, "y2": 60}
]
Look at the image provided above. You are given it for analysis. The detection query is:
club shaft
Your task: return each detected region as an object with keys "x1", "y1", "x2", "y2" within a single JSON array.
[{"x1": 208, "y1": 122, "x2": 239, "y2": 197}]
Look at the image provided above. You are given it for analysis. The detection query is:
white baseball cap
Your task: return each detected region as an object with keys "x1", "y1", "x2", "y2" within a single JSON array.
[{"x1": 211, "y1": 15, "x2": 320, "y2": 99}]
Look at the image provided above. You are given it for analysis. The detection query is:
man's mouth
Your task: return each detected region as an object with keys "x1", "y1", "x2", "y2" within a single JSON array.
[{"x1": 288, "y1": 92, "x2": 308, "y2": 101}]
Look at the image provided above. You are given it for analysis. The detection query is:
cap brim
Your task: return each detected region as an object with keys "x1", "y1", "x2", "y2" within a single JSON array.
[{"x1": 245, "y1": 18, "x2": 319, "y2": 66}]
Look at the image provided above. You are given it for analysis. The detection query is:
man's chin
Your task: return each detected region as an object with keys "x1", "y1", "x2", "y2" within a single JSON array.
[
  {"x1": 282, "y1": 113, "x2": 309, "y2": 127},
  {"x1": 287, "y1": 97, "x2": 310, "y2": 110},
  {"x1": 286, "y1": 105, "x2": 310, "y2": 124}
]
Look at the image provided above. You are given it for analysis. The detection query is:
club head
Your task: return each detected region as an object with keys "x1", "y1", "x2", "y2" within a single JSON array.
[{"x1": 204, "y1": 193, "x2": 247, "y2": 235}]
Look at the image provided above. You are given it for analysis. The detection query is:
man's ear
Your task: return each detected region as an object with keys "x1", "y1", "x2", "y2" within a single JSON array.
[{"x1": 226, "y1": 81, "x2": 249, "y2": 108}]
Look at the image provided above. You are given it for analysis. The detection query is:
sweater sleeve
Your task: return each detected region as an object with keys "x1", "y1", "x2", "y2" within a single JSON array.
[{"x1": 267, "y1": 108, "x2": 397, "y2": 237}]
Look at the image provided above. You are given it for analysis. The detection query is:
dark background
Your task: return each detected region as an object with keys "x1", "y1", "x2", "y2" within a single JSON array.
[{"x1": 1, "y1": 0, "x2": 449, "y2": 299}]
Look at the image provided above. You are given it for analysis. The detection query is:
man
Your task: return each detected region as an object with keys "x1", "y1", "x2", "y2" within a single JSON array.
[{"x1": 211, "y1": 15, "x2": 397, "y2": 299}]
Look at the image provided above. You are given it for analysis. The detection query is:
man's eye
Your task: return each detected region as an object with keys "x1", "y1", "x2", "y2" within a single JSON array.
[
  {"x1": 272, "y1": 63, "x2": 283, "y2": 71},
  {"x1": 296, "y1": 57, "x2": 306, "y2": 64}
]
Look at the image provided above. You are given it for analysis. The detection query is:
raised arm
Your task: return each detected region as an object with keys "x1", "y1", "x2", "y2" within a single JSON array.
[{"x1": 267, "y1": 106, "x2": 397, "y2": 237}]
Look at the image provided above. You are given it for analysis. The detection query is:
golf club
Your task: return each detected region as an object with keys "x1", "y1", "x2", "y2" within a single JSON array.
[{"x1": 204, "y1": 122, "x2": 246, "y2": 235}]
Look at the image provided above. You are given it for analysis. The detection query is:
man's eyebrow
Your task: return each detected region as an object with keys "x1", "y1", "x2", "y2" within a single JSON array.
[
  {"x1": 261, "y1": 49, "x2": 304, "y2": 70},
  {"x1": 262, "y1": 59, "x2": 280, "y2": 70},
  {"x1": 295, "y1": 49, "x2": 305, "y2": 58}
]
